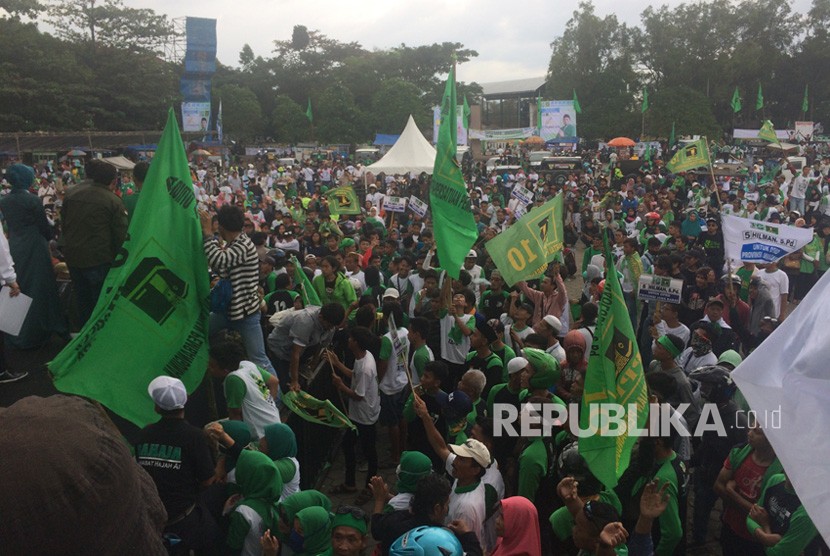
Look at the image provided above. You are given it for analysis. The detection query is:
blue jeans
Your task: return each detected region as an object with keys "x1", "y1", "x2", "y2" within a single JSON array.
[
  {"x1": 69, "y1": 263, "x2": 111, "y2": 327},
  {"x1": 209, "y1": 311, "x2": 277, "y2": 377},
  {"x1": 790, "y1": 196, "x2": 805, "y2": 214}
]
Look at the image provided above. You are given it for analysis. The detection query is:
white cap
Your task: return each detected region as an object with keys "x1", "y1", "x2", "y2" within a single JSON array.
[
  {"x1": 467, "y1": 249, "x2": 477, "y2": 258},
  {"x1": 507, "y1": 357, "x2": 529, "y2": 375},
  {"x1": 542, "y1": 315, "x2": 562, "y2": 333},
  {"x1": 147, "y1": 376, "x2": 187, "y2": 411},
  {"x1": 449, "y1": 438, "x2": 491, "y2": 468},
  {"x1": 383, "y1": 288, "x2": 400, "y2": 299}
]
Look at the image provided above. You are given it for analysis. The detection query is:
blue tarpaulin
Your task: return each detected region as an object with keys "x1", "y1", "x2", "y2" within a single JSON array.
[{"x1": 373, "y1": 134, "x2": 400, "y2": 146}]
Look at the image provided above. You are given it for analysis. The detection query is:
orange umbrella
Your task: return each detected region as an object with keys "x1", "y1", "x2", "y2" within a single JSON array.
[
  {"x1": 607, "y1": 137, "x2": 635, "y2": 147},
  {"x1": 524, "y1": 135, "x2": 545, "y2": 145}
]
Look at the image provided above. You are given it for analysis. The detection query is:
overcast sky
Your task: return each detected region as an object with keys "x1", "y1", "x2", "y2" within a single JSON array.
[{"x1": 44, "y1": 0, "x2": 816, "y2": 83}]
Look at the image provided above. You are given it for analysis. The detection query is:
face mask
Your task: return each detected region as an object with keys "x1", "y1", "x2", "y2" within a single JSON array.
[
  {"x1": 691, "y1": 334, "x2": 711, "y2": 356},
  {"x1": 286, "y1": 530, "x2": 305, "y2": 553}
]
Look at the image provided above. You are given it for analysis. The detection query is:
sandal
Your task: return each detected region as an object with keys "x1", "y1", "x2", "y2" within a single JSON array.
[
  {"x1": 329, "y1": 483, "x2": 358, "y2": 495},
  {"x1": 354, "y1": 488, "x2": 373, "y2": 506}
]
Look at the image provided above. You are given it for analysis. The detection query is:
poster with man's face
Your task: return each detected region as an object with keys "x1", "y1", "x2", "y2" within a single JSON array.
[
  {"x1": 539, "y1": 100, "x2": 577, "y2": 141},
  {"x1": 182, "y1": 102, "x2": 211, "y2": 132}
]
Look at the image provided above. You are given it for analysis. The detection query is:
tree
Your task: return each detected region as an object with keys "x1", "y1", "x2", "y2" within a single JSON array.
[
  {"x1": 46, "y1": 0, "x2": 176, "y2": 53},
  {"x1": 238, "y1": 44, "x2": 255, "y2": 69},
  {"x1": 316, "y1": 83, "x2": 368, "y2": 144},
  {"x1": 271, "y1": 95, "x2": 310, "y2": 144},
  {"x1": 215, "y1": 84, "x2": 264, "y2": 141},
  {"x1": 370, "y1": 79, "x2": 430, "y2": 134},
  {"x1": 0, "y1": 0, "x2": 43, "y2": 18}
]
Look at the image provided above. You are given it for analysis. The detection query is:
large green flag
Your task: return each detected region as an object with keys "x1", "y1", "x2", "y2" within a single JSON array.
[
  {"x1": 666, "y1": 138, "x2": 710, "y2": 173},
  {"x1": 283, "y1": 390, "x2": 356, "y2": 431},
  {"x1": 429, "y1": 65, "x2": 477, "y2": 280},
  {"x1": 306, "y1": 98, "x2": 313, "y2": 123},
  {"x1": 573, "y1": 89, "x2": 582, "y2": 114},
  {"x1": 641, "y1": 88, "x2": 649, "y2": 113},
  {"x1": 731, "y1": 87, "x2": 742, "y2": 113},
  {"x1": 756, "y1": 84, "x2": 764, "y2": 110},
  {"x1": 759, "y1": 120, "x2": 779, "y2": 144},
  {"x1": 484, "y1": 194, "x2": 564, "y2": 286},
  {"x1": 462, "y1": 95, "x2": 471, "y2": 130},
  {"x1": 579, "y1": 232, "x2": 649, "y2": 489},
  {"x1": 50, "y1": 109, "x2": 210, "y2": 428},
  {"x1": 802, "y1": 84, "x2": 809, "y2": 114},
  {"x1": 326, "y1": 185, "x2": 361, "y2": 215},
  {"x1": 291, "y1": 255, "x2": 321, "y2": 306}
]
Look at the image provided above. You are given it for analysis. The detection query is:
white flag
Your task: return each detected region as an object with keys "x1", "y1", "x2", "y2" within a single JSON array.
[
  {"x1": 722, "y1": 214, "x2": 813, "y2": 264},
  {"x1": 732, "y1": 270, "x2": 830, "y2": 545}
]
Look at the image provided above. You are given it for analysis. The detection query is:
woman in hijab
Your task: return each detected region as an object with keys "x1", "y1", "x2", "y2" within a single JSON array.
[
  {"x1": 288, "y1": 506, "x2": 333, "y2": 556},
  {"x1": 0, "y1": 164, "x2": 67, "y2": 348},
  {"x1": 681, "y1": 209, "x2": 703, "y2": 239},
  {"x1": 273, "y1": 490, "x2": 332, "y2": 545},
  {"x1": 492, "y1": 497, "x2": 541, "y2": 556},
  {"x1": 225, "y1": 450, "x2": 284, "y2": 555},
  {"x1": 260, "y1": 423, "x2": 301, "y2": 499},
  {"x1": 387, "y1": 451, "x2": 433, "y2": 511}
]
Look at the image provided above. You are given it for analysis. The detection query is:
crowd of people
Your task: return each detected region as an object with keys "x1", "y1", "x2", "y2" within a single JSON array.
[{"x1": 1, "y1": 138, "x2": 830, "y2": 555}]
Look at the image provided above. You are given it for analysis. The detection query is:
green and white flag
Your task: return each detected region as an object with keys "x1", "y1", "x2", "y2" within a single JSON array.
[
  {"x1": 579, "y1": 232, "x2": 649, "y2": 489},
  {"x1": 326, "y1": 185, "x2": 361, "y2": 215},
  {"x1": 283, "y1": 390, "x2": 355, "y2": 431},
  {"x1": 485, "y1": 194, "x2": 564, "y2": 285},
  {"x1": 759, "y1": 120, "x2": 780, "y2": 145},
  {"x1": 666, "y1": 138, "x2": 710, "y2": 173},
  {"x1": 429, "y1": 65, "x2": 477, "y2": 280},
  {"x1": 50, "y1": 109, "x2": 211, "y2": 428},
  {"x1": 756, "y1": 84, "x2": 764, "y2": 110}
]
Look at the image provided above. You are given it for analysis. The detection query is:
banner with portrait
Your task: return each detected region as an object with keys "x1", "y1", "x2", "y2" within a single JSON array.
[{"x1": 539, "y1": 100, "x2": 578, "y2": 142}]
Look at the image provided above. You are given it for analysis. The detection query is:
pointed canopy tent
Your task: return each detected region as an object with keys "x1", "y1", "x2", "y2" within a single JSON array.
[{"x1": 367, "y1": 115, "x2": 436, "y2": 175}]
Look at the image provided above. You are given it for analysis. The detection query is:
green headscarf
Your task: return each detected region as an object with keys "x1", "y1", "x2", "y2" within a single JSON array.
[
  {"x1": 234, "y1": 450, "x2": 283, "y2": 530},
  {"x1": 332, "y1": 511, "x2": 368, "y2": 536},
  {"x1": 263, "y1": 423, "x2": 298, "y2": 460},
  {"x1": 395, "y1": 451, "x2": 432, "y2": 494},
  {"x1": 523, "y1": 348, "x2": 561, "y2": 390},
  {"x1": 6, "y1": 164, "x2": 35, "y2": 191},
  {"x1": 276, "y1": 490, "x2": 332, "y2": 541},
  {"x1": 220, "y1": 420, "x2": 252, "y2": 473},
  {"x1": 295, "y1": 506, "x2": 333, "y2": 555}
]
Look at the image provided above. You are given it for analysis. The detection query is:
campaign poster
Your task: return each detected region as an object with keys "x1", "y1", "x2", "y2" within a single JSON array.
[
  {"x1": 540, "y1": 100, "x2": 577, "y2": 142},
  {"x1": 182, "y1": 102, "x2": 211, "y2": 133}
]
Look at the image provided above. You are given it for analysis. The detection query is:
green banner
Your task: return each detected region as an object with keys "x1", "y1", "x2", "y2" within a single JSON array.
[
  {"x1": 666, "y1": 138, "x2": 710, "y2": 173},
  {"x1": 579, "y1": 233, "x2": 649, "y2": 489},
  {"x1": 484, "y1": 194, "x2": 564, "y2": 286},
  {"x1": 326, "y1": 185, "x2": 361, "y2": 215},
  {"x1": 283, "y1": 390, "x2": 355, "y2": 431},
  {"x1": 429, "y1": 65, "x2": 477, "y2": 280},
  {"x1": 291, "y1": 255, "x2": 321, "y2": 307},
  {"x1": 50, "y1": 109, "x2": 211, "y2": 428}
]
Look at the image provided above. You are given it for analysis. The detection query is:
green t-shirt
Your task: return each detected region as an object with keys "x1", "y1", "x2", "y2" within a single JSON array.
[
  {"x1": 517, "y1": 436, "x2": 548, "y2": 500},
  {"x1": 225, "y1": 366, "x2": 272, "y2": 409},
  {"x1": 411, "y1": 344, "x2": 433, "y2": 381}
]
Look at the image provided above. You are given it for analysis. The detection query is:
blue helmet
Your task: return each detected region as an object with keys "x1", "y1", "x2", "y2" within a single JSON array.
[{"x1": 390, "y1": 526, "x2": 462, "y2": 556}]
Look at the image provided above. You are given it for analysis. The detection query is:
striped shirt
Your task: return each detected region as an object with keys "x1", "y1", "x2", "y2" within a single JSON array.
[{"x1": 204, "y1": 233, "x2": 260, "y2": 321}]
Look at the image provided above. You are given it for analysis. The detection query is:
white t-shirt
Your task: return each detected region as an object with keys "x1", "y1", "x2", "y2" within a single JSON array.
[
  {"x1": 440, "y1": 313, "x2": 473, "y2": 364},
  {"x1": 759, "y1": 269, "x2": 789, "y2": 317},
  {"x1": 225, "y1": 361, "x2": 281, "y2": 440},
  {"x1": 654, "y1": 321, "x2": 691, "y2": 349},
  {"x1": 379, "y1": 329, "x2": 412, "y2": 395},
  {"x1": 350, "y1": 352, "x2": 381, "y2": 425}
]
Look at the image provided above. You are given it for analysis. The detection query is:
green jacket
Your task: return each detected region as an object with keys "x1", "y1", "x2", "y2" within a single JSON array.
[
  {"x1": 312, "y1": 272, "x2": 356, "y2": 310},
  {"x1": 60, "y1": 180, "x2": 128, "y2": 268}
]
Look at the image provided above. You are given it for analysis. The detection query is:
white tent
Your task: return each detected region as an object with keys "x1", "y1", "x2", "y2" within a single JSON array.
[
  {"x1": 102, "y1": 156, "x2": 136, "y2": 171},
  {"x1": 367, "y1": 115, "x2": 436, "y2": 175}
]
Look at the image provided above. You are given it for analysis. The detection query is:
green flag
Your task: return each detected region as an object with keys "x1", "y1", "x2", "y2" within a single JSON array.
[
  {"x1": 326, "y1": 185, "x2": 361, "y2": 215},
  {"x1": 731, "y1": 87, "x2": 742, "y2": 113},
  {"x1": 756, "y1": 84, "x2": 764, "y2": 110},
  {"x1": 462, "y1": 95, "x2": 471, "y2": 130},
  {"x1": 759, "y1": 120, "x2": 779, "y2": 144},
  {"x1": 50, "y1": 108, "x2": 210, "y2": 428},
  {"x1": 484, "y1": 194, "x2": 564, "y2": 286},
  {"x1": 802, "y1": 84, "x2": 809, "y2": 114},
  {"x1": 573, "y1": 89, "x2": 582, "y2": 115},
  {"x1": 666, "y1": 138, "x2": 710, "y2": 173},
  {"x1": 579, "y1": 232, "x2": 649, "y2": 489},
  {"x1": 306, "y1": 98, "x2": 313, "y2": 123},
  {"x1": 641, "y1": 88, "x2": 649, "y2": 113},
  {"x1": 283, "y1": 390, "x2": 356, "y2": 431},
  {"x1": 429, "y1": 65, "x2": 477, "y2": 280},
  {"x1": 759, "y1": 164, "x2": 781, "y2": 185},
  {"x1": 291, "y1": 255, "x2": 321, "y2": 306},
  {"x1": 669, "y1": 121, "x2": 676, "y2": 148},
  {"x1": 536, "y1": 95, "x2": 543, "y2": 131}
]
